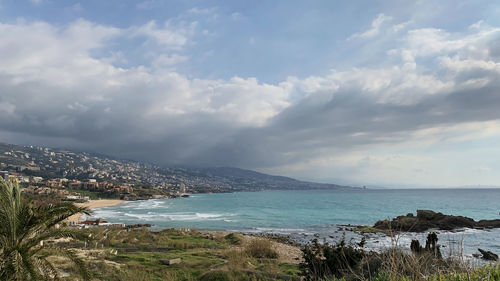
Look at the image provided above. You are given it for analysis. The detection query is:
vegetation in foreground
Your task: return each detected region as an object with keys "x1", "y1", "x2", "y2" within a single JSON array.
[
  {"x1": 300, "y1": 234, "x2": 500, "y2": 281},
  {"x1": 47, "y1": 227, "x2": 301, "y2": 281},
  {"x1": 40, "y1": 226, "x2": 500, "y2": 281},
  {"x1": 0, "y1": 179, "x2": 91, "y2": 280}
]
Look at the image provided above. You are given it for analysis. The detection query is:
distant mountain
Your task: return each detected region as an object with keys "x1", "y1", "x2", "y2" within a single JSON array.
[
  {"x1": 198, "y1": 167, "x2": 353, "y2": 190},
  {"x1": 0, "y1": 142, "x2": 355, "y2": 192},
  {"x1": 200, "y1": 167, "x2": 298, "y2": 184}
]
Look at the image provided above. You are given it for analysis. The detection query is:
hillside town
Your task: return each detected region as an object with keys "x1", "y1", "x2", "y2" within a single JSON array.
[
  {"x1": 0, "y1": 142, "x2": 214, "y2": 201},
  {"x1": 0, "y1": 142, "x2": 235, "y2": 199},
  {"x1": 0, "y1": 142, "x2": 349, "y2": 202},
  {"x1": 1, "y1": 169, "x2": 191, "y2": 201}
]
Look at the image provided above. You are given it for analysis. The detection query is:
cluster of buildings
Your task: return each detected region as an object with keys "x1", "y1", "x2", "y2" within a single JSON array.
[
  {"x1": 68, "y1": 179, "x2": 134, "y2": 195},
  {"x1": 0, "y1": 169, "x2": 136, "y2": 201},
  {"x1": 0, "y1": 170, "x2": 44, "y2": 184},
  {"x1": 22, "y1": 177, "x2": 136, "y2": 201},
  {"x1": 0, "y1": 144, "x2": 189, "y2": 192},
  {"x1": 2, "y1": 166, "x2": 184, "y2": 201},
  {"x1": 1, "y1": 143, "x2": 244, "y2": 195},
  {"x1": 19, "y1": 177, "x2": 90, "y2": 202}
]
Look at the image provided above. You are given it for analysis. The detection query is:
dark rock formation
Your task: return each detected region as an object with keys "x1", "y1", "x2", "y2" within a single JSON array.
[
  {"x1": 410, "y1": 233, "x2": 442, "y2": 258},
  {"x1": 410, "y1": 240, "x2": 423, "y2": 254},
  {"x1": 125, "y1": 223, "x2": 152, "y2": 229},
  {"x1": 478, "y1": 249, "x2": 498, "y2": 261},
  {"x1": 373, "y1": 210, "x2": 500, "y2": 232}
]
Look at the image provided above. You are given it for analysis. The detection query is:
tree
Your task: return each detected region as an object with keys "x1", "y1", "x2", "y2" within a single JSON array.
[{"x1": 0, "y1": 178, "x2": 91, "y2": 280}]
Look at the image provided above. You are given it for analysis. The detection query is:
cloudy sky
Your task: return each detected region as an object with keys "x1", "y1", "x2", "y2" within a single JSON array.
[{"x1": 1, "y1": 0, "x2": 500, "y2": 187}]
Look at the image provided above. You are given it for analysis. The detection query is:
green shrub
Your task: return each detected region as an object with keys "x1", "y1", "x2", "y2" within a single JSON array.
[
  {"x1": 225, "y1": 233, "x2": 243, "y2": 245},
  {"x1": 246, "y1": 239, "x2": 279, "y2": 259},
  {"x1": 226, "y1": 250, "x2": 249, "y2": 270},
  {"x1": 300, "y1": 238, "x2": 368, "y2": 280},
  {"x1": 300, "y1": 233, "x2": 500, "y2": 281}
]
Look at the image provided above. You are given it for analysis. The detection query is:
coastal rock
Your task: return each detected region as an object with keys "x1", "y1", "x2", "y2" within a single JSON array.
[
  {"x1": 410, "y1": 233, "x2": 442, "y2": 258},
  {"x1": 478, "y1": 249, "x2": 498, "y2": 261},
  {"x1": 477, "y1": 219, "x2": 500, "y2": 229},
  {"x1": 373, "y1": 210, "x2": 500, "y2": 232},
  {"x1": 125, "y1": 224, "x2": 152, "y2": 229}
]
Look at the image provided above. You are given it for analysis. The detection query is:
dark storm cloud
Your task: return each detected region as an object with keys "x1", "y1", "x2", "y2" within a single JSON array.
[
  {"x1": 1, "y1": 19, "x2": 500, "y2": 174},
  {"x1": 189, "y1": 72, "x2": 500, "y2": 169}
]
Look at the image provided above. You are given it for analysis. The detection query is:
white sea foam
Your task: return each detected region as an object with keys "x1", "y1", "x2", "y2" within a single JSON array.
[
  {"x1": 126, "y1": 199, "x2": 167, "y2": 210},
  {"x1": 124, "y1": 213, "x2": 152, "y2": 219},
  {"x1": 243, "y1": 227, "x2": 307, "y2": 234},
  {"x1": 102, "y1": 211, "x2": 236, "y2": 222},
  {"x1": 92, "y1": 209, "x2": 124, "y2": 218},
  {"x1": 162, "y1": 212, "x2": 236, "y2": 221}
]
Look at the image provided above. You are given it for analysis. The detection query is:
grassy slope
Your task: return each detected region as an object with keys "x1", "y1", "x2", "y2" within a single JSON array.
[
  {"x1": 49, "y1": 227, "x2": 302, "y2": 281},
  {"x1": 46, "y1": 227, "x2": 500, "y2": 281}
]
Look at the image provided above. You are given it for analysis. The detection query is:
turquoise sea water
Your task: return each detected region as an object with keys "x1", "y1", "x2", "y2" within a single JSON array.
[{"x1": 93, "y1": 189, "x2": 500, "y2": 256}]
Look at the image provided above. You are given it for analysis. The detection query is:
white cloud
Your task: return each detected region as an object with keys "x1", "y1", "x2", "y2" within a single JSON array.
[
  {"x1": 187, "y1": 7, "x2": 216, "y2": 15},
  {"x1": 469, "y1": 20, "x2": 485, "y2": 30},
  {"x1": 0, "y1": 18, "x2": 290, "y2": 130},
  {"x1": 348, "y1": 13, "x2": 392, "y2": 40},
  {"x1": 67, "y1": 102, "x2": 88, "y2": 112},
  {"x1": 129, "y1": 20, "x2": 192, "y2": 49},
  {"x1": 1, "y1": 17, "x2": 500, "y2": 185},
  {"x1": 392, "y1": 20, "x2": 411, "y2": 32},
  {"x1": 186, "y1": 7, "x2": 218, "y2": 20},
  {"x1": 405, "y1": 26, "x2": 500, "y2": 58},
  {"x1": 151, "y1": 54, "x2": 189, "y2": 68},
  {"x1": 192, "y1": 77, "x2": 289, "y2": 126}
]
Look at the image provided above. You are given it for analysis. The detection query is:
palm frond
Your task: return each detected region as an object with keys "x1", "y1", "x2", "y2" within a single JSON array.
[
  {"x1": 0, "y1": 179, "x2": 91, "y2": 280},
  {"x1": 61, "y1": 248, "x2": 91, "y2": 281},
  {"x1": 20, "y1": 248, "x2": 44, "y2": 281},
  {"x1": 36, "y1": 256, "x2": 60, "y2": 281}
]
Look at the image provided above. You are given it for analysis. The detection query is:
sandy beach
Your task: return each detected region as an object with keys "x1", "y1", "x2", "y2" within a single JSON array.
[
  {"x1": 67, "y1": 199, "x2": 125, "y2": 224},
  {"x1": 75, "y1": 199, "x2": 125, "y2": 209}
]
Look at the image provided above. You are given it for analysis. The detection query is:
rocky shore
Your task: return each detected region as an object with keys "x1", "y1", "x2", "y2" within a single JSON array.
[{"x1": 373, "y1": 210, "x2": 500, "y2": 232}]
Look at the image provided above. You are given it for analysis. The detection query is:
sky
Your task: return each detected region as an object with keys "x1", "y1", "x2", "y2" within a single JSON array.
[{"x1": 1, "y1": 0, "x2": 500, "y2": 187}]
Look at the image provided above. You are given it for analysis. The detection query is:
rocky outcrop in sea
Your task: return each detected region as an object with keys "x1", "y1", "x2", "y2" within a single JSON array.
[{"x1": 373, "y1": 210, "x2": 500, "y2": 232}]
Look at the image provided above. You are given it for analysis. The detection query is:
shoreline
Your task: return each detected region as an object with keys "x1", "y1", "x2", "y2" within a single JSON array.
[
  {"x1": 76, "y1": 199, "x2": 126, "y2": 209},
  {"x1": 85, "y1": 198, "x2": 500, "y2": 258},
  {"x1": 68, "y1": 199, "x2": 126, "y2": 224}
]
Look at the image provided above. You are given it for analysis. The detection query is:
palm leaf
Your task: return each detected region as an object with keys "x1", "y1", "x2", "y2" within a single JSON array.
[{"x1": 0, "y1": 179, "x2": 92, "y2": 280}]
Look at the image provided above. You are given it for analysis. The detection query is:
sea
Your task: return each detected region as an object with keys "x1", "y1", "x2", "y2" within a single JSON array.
[{"x1": 92, "y1": 188, "x2": 500, "y2": 258}]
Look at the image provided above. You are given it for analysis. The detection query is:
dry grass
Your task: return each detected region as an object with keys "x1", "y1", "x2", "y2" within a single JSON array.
[
  {"x1": 226, "y1": 249, "x2": 250, "y2": 270},
  {"x1": 246, "y1": 239, "x2": 279, "y2": 259},
  {"x1": 300, "y1": 228, "x2": 500, "y2": 281}
]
